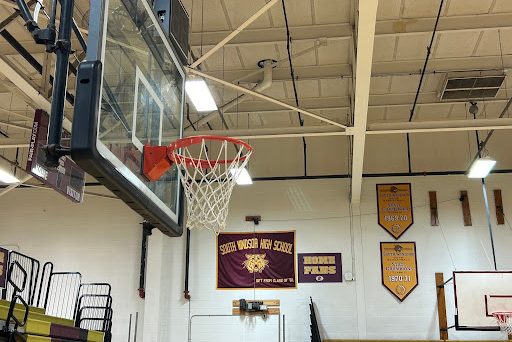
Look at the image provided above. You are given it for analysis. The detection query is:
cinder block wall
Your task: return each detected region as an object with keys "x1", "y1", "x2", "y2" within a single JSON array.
[{"x1": 2, "y1": 174, "x2": 512, "y2": 341}]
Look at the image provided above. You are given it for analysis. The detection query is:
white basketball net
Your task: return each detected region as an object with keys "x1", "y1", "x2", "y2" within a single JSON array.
[
  {"x1": 493, "y1": 312, "x2": 512, "y2": 335},
  {"x1": 172, "y1": 138, "x2": 252, "y2": 234}
]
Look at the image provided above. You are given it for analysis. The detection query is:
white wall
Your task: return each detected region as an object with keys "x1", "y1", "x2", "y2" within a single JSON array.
[
  {"x1": 158, "y1": 174, "x2": 512, "y2": 342},
  {"x1": 2, "y1": 174, "x2": 512, "y2": 341}
]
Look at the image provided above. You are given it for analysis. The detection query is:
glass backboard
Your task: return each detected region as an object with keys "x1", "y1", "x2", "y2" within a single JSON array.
[{"x1": 71, "y1": 0, "x2": 185, "y2": 236}]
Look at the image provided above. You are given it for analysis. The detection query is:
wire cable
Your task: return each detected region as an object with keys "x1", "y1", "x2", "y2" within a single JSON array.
[
  {"x1": 405, "y1": 0, "x2": 445, "y2": 172},
  {"x1": 467, "y1": 28, "x2": 512, "y2": 164},
  {"x1": 281, "y1": 0, "x2": 307, "y2": 176}
]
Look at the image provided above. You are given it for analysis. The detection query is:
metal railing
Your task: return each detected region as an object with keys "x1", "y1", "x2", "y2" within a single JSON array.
[
  {"x1": 3, "y1": 251, "x2": 40, "y2": 306},
  {"x1": 43, "y1": 271, "x2": 82, "y2": 320},
  {"x1": 1, "y1": 249, "x2": 114, "y2": 340},
  {"x1": 76, "y1": 293, "x2": 113, "y2": 332},
  {"x1": 75, "y1": 284, "x2": 113, "y2": 342},
  {"x1": 5, "y1": 261, "x2": 29, "y2": 340},
  {"x1": 35, "y1": 261, "x2": 54, "y2": 308}
]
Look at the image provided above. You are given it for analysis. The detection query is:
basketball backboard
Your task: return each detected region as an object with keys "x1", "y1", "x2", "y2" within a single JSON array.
[
  {"x1": 71, "y1": 0, "x2": 185, "y2": 235},
  {"x1": 454, "y1": 271, "x2": 512, "y2": 330}
]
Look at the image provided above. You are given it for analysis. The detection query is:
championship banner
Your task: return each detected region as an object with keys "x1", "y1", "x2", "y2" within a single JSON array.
[
  {"x1": 377, "y1": 183, "x2": 414, "y2": 239},
  {"x1": 380, "y1": 242, "x2": 418, "y2": 302},
  {"x1": 26, "y1": 109, "x2": 85, "y2": 203},
  {"x1": 0, "y1": 247, "x2": 8, "y2": 288},
  {"x1": 217, "y1": 231, "x2": 296, "y2": 289},
  {"x1": 298, "y1": 253, "x2": 342, "y2": 283}
]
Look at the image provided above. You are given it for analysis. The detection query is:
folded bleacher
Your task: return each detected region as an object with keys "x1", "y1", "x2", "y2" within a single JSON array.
[
  {"x1": 310, "y1": 297, "x2": 322, "y2": 342},
  {"x1": 0, "y1": 250, "x2": 113, "y2": 342}
]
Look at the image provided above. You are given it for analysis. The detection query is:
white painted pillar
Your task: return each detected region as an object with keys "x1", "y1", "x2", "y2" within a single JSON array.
[{"x1": 352, "y1": 203, "x2": 367, "y2": 338}]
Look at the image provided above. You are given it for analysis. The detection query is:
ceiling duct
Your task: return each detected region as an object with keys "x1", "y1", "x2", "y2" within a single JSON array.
[
  {"x1": 187, "y1": 59, "x2": 274, "y2": 130},
  {"x1": 440, "y1": 75, "x2": 505, "y2": 101}
]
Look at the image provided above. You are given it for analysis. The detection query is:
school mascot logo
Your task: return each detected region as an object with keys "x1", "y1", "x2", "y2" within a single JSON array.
[{"x1": 242, "y1": 254, "x2": 269, "y2": 273}]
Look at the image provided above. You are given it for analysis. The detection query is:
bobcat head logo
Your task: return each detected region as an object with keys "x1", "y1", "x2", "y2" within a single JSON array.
[{"x1": 242, "y1": 254, "x2": 269, "y2": 273}]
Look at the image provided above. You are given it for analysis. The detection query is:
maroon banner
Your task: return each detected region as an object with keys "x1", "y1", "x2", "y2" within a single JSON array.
[
  {"x1": 298, "y1": 253, "x2": 342, "y2": 283},
  {"x1": 217, "y1": 231, "x2": 296, "y2": 289},
  {"x1": 26, "y1": 110, "x2": 85, "y2": 203},
  {"x1": 0, "y1": 247, "x2": 7, "y2": 288}
]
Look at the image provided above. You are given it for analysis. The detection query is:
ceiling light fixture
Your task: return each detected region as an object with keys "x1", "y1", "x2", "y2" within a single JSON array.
[
  {"x1": 467, "y1": 157, "x2": 496, "y2": 179},
  {"x1": 230, "y1": 167, "x2": 253, "y2": 185},
  {"x1": 0, "y1": 168, "x2": 20, "y2": 184},
  {"x1": 185, "y1": 78, "x2": 218, "y2": 112}
]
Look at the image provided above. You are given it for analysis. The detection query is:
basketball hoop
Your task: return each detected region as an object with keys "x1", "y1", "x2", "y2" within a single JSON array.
[
  {"x1": 492, "y1": 312, "x2": 512, "y2": 335},
  {"x1": 143, "y1": 135, "x2": 253, "y2": 234}
]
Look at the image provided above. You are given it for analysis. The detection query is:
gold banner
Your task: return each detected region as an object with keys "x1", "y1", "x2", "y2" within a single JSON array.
[
  {"x1": 377, "y1": 183, "x2": 414, "y2": 239},
  {"x1": 380, "y1": 242, "x2": 418, "y2": 301}
]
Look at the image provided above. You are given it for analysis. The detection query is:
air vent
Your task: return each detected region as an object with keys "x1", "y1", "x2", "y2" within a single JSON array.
[{"x1": 441, "y1": 76, "x2": 504, "y2": 101}]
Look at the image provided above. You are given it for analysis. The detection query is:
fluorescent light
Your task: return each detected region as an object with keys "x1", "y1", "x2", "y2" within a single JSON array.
[
  {"x1": 230, "y1": 167, "x2": 253, "y2": 185},
  {"x1": 185, "y1": 78, "x2": 218, "y2": 112},
  {"x1": 468, "y1": 157, "x2": 496, "y2": 178},
  {"x1": 0, "y1": 168, "x2": 19, "y2": 184}
]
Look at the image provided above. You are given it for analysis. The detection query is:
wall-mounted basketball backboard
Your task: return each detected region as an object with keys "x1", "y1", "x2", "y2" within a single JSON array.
[
  {"x1": 454, "y1": 271, "x2": 512, "y2": 331},
  {"x1": 71, "y1": 0, "x2": 185, "y2": 236}
]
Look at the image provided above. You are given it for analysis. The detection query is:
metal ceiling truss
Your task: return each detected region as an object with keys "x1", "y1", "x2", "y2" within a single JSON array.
[
  {"x1": 189, "y1": 12, "x2": 512, "y2": 47},
  {"x1": 0, "y1": 0, "x2": 510, "y2": 204}
]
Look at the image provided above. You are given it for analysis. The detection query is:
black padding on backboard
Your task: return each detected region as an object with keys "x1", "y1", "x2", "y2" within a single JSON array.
[{"x1": 71, "y1": 61, "x2": 183, "y2": 237}]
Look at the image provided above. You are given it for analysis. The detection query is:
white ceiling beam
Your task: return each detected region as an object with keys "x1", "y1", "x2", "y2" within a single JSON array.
[
  {"x1": 0, "y1": 55, "x2": 72, "y2": 132},
  {"x1": 0, "y1": 107, "x2": 33, "y2": 120},
  {"x1": 0, "y1": 0, "x2": 20, "y2": 10},
  {"x1": 202, "y1": 56, "x2": 511, "y2": 83},
  {"x1": 178, "y1": 118, "x2": 512, "y2": 140},
  {"x1": 185, "y1": 125, "x2": 346, "y2": 139},
  {"x1": 186, "y1": 67, "x2": 348, "y2": 129},
  {"x1": 0, "y1": 174, "x2": 33, "y2": 197},
  {"x1": 367, "y1": 118, "x2": 512, "y2": 134},
  {"x1": 11, "y1": 118, "x2": 512, "y2": 145},
  {"x1": 2, "y1": 12, "x2": 508, "y2": 52},
  {"x1": 350, "y1": 0, "x2": 378, "y2": 203},
  {"x1": 190, "y1": 13, "x2": 512, "y2": 47},
  {"x1": 0, "y1": 119, "x2": 31, "y2": 131},
  {"x1": 0, "y1": 138, "x2": 29, "y2": 148},
  {"x1": 0, "y1": 0, "x2": 89, "y2": 34},
  {"x1": 205, "y1": 96, "x2": 511, "y2": 117},
  {"x1": 189, "y1": 0, "x2": 279, "y2": 68}
]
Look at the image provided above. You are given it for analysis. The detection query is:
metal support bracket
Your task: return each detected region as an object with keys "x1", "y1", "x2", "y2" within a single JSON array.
[
  {"x1": 138, "y1": 221, "x2": 154, "y2": 299},
  {"x1": 142, "y1": 145, "x2": 172, "y2": 181},
  {"x1": 245, "y1": 216, "x2": 262, "y2": 225},
  {"x1": 14, "y1": 0, "x2": 80, "y2": 167}
]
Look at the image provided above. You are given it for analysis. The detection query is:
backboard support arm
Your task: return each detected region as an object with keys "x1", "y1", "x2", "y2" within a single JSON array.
[
  {"x1": 44, "y1": 0, "x2": 75, "y2": 166},
  {"x1": 143, "y1": 145, "x2": 174, "y2": 182}
]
